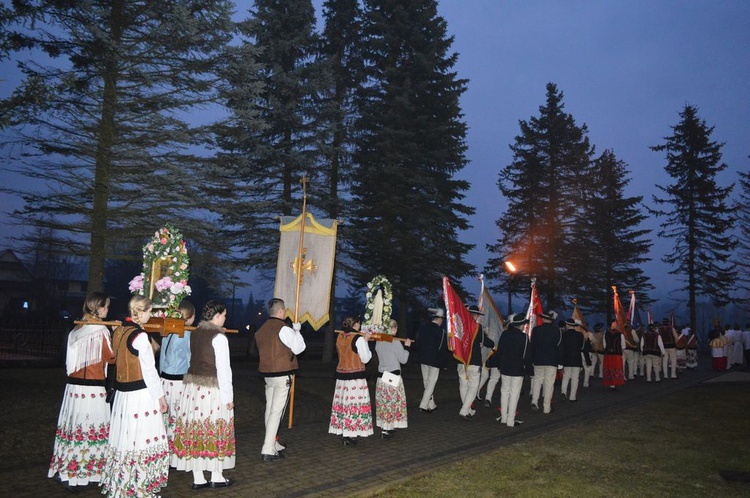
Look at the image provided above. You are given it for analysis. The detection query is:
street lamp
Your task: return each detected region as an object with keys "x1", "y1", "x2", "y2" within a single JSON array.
[{"x1": 504, "y1": 260, "x2": 517, "y2": 316}]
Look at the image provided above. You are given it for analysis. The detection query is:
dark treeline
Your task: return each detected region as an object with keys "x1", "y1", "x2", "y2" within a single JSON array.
[{"x1": 0, "y1": 1, "x2": 744, "y2": 340}]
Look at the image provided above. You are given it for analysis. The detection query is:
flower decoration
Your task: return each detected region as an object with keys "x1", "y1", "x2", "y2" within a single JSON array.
[
  {"x1": 129, "y1": 224, "x2": 191, "y2": 317},
  {"x1": 362, "y1": 275, "x2": 393, "y2": 334}
]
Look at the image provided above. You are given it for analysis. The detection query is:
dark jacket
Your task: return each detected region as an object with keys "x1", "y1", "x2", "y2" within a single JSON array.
[
  {"x1": 416, "y1": 320, "x2": 449, "y2": 368},
  {"x1": 561, "y1": 328, "x2": 584, "y2": 367},
  {"x1": 495, "y1": 326, "x2": 528, "y2": 376},
  {"x1": 465, "y1": 324, "x2": 495, "y2": 367},
  {"x1": 528, "y1": 321, "x2": 562, "y2": 366}
]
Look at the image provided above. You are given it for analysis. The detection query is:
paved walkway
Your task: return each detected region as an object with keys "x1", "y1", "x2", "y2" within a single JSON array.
[{"x1": 8, "y1": 355, "x2": 749, "y2": 498}]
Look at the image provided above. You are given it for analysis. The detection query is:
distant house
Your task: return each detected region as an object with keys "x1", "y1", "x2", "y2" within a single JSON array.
[{"x1": 0, "y1": 249, "x2": 34, "y2": 316}]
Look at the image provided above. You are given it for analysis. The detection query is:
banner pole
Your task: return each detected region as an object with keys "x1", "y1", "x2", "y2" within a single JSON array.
[{"x1": 288, "y1": 176, "x2": 308, "y2": 429}]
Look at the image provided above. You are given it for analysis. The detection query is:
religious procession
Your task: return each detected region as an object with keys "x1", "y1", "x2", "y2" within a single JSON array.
[{"x1": 46, "y1": 182, "x2": 733, "y2": 498}]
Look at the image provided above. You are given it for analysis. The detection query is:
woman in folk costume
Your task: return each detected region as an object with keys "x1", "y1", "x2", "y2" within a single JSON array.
[
  {"x1": 172, "y1": 300, "x2": 235, "y2": 490},
  {"x1": 48, "y1": 292, "x2": 115, "y2": 488},
  {"x1": 602, "y1": 321, "x2": 627, "y2": 390},
  {"x1": 374, "y1": 319, "x2": 413, "y2": 439},
  {"x1": 158, "y1": 299, "x2": 195, "y2": 467},
  {"x1": 100, "y1": 296, "x2": 168, "y2": 498},
  {"x1": 329, "y1": 315, "x2": 373, "y2": 445}
]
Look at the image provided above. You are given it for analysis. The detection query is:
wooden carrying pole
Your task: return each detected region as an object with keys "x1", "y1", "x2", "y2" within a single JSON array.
[
  {"x1": 288, "y1": 177, "x2": 309, "y2": 429},
  {"x1": 334, "y1": 330, "x2": 414, "y2": 343},
  {"x1": 73, "y1": 319, "x2": 238, "y2": 336}
]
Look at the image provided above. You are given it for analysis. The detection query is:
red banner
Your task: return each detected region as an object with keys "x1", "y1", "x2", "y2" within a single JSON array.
[
  {"x1": 442, "y1": 277, "x2": 478, "y2": 367},
  {"x1": 523, "y1": 278, "x2": 544, "y2": 335},
  {"x1": 612, "y1": 286, "x2": 627, "y2": 332}
]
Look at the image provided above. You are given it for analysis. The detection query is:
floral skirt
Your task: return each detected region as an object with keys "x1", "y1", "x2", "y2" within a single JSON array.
[
  {"x1": 161, "y1": 378, "x2": 185, "y2": 466},
  {"x1": 375, "y1": 377, "x2": 408, "y2": 431},
  {"x1": 328, "y1": 378, "x2": 373, "y2": 438},
  {"x1": 676, "y1": 349, "x2": 687, "y2": 370},
  {"x1": 172, "y1": 381, "x2": 235, "y2": 472},
  {"x1": 602, "y1": 355, "x2": 626, "y2": 386},
  {"x1": 100, "y1": 389, "x2": 169, "y2": 497},
  {"x1": 47, "y1": 383, "x2": 109, "y2": 485}
]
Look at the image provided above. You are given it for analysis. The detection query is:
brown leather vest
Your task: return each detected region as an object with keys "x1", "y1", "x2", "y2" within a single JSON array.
[
  {"x1": 188, "y1": 322, "x2": 221, "y2": 378},
  {"x1": 659, "y1": 325, "x2": 676, "y2": 348},
  {"x1": 256, "y1": 317, "x2": 299, "y2": 375},
  {"x1": 604, "y1": 331, "x2": 623, "y2": 355},
  {"x1": 113, "y1": 323, "x2": 157, "y2": 384},
  {"x1": 642, "y1": 330, "x2": 661, "y2": 356},
  {"x1": 336, "y1": 333, "x2": 365, "y2": 374}
]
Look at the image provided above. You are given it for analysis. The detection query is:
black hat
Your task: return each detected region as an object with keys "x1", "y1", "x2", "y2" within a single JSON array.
[
  {"x1": 507, "y1": 313, "x2": 529, "y2": 327},
  {"x1": 540, "y1": 310, "x2": 558, "y2": 321},
  {"x1": 565, "y1": 318, "x2": 578, "y2": 327},
  {"x1": 662, "y1": 318, "x2": 670, "y2": 325},
  {"x1": 593, "y1": 323, "x2": 604, "y2": 331},
  {"x1": 468, "y1": 305, "x2": 484, "y2": 315}
]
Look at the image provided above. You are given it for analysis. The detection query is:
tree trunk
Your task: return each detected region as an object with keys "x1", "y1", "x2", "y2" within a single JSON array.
[{"x1": 88, "y1": 0, "x2": 124, "y2": 292}]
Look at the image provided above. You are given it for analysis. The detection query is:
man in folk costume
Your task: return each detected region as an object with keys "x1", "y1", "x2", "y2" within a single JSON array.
[
  {"x1": 590, "y1": 323, "x2": 605, "y2": 378},
  {"x1": 528, "y1": 310, "x2": 561, "y2": 414},
  {"x1": 255, "y1": 298, "x2": 306, "y2": 461},
  {"x1": 658, "y1": 318, "x2": 679, "y2": 379},
  {"x1": 640, "y1": 324, "x2": 666, "y2": 381},
  {"x1": 633, "y1": 325, "x2": 647, "y2": 377},
  {"x1": 603, "y1": 321, "x2": 627, "y2": 389},
  {"x1": 457, "y1": 306, "x2": 495, "y2": 420},
  {"x1": 622, "y1": 322, "x2": 640, "y2": 381},
  {"x1": 495, "y1": 313, "x2": 530, "y2": 427},
  {"x1": 416, "y1": 308, "x2": 448, "y2": 413},
  {"x1": 560, "y1": 319, "x2": 585, "y2": 402}
]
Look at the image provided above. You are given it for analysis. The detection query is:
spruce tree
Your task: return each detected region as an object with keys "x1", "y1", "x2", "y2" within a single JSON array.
[
  {"x1": 316, "y1": 0, "x2": 364, "y2": 357},
  {"x1": 573, "y1": 149, "x2": 653, "y2": 320},
  {"x1": 737, "y1": 166, "x2": 750, "y2": 310},
  {"x1": 487, "y1": 83, "x2": 594, "y2": 311},
  {"x1": 220, "y1": 0, "x2": 322, "y2": 273},
  {"x1": 650, "y1": 104, "x2": 736, "y2": 331},
  {"x1": 350, "y1": 0, "x2": 474, "y2": 322},
  {"x1": 0, "y1": 0, "x2": 235, "y2": 292}
]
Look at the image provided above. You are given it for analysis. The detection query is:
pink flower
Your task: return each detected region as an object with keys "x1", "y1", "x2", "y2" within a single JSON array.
[
  {"x1": 160, "y1": 238, "x2": 168, "y2": 244},
  {"x1": 128, "y1": 274, "x2": 145, "y2": 293}
]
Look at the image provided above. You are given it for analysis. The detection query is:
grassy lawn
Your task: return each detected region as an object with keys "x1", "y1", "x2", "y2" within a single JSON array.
[{"x1": 376, "y1": 383, "x2": 750, "y2": 498}]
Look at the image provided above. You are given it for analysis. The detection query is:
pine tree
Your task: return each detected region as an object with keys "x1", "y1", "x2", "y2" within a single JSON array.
[
  {"x1": 0, "y1": 0, "x2": 235, "y2": 292},
  {"x1": 316, "y1": 0, "x2": 365, "y2": 358},
  {"x1": 573, "y1": 149, "x2": 653, "y2": 320},
  {"x1": 737, "y1": 166, "x2": 750, "y2": 310},
  {"x1": 487, "y1": 83, "x2": 594, "y2": 311},
  {"x1": 349, "y1": 0, "x2": 474, "y2": 322},
  {"x1": 650, "y1": 104, "x2": 737, "y2": 331},
  {"x1": 219, "y1": 0, "x2": 322, "y2": 275}
]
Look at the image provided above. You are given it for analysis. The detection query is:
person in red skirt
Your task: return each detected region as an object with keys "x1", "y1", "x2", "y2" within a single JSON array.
[{"x1": 602, "y1": 322, "x2": 626, "y2": 390}]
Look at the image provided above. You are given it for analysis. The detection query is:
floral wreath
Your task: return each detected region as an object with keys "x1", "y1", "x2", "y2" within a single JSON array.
[
  {"x1": 362, "y1": 275, "x2": 393, "y2": 333},
  {"x1": 128, "y1": 224, "x2": 191, "y2": 317}
]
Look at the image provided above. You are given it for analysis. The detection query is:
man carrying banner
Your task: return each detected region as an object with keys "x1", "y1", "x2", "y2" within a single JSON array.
[
  {"x1": 457, "y1": 306, "x2": 495, "y2": 420},
  {"x1": 255, "y1": 298, "x2": 306, "y2": 462},
  {"x1": 528, "y1": 310, "x2": 561, "y2": 414},
  {"x1": 416, "y1": 308, "x2": 448, "y2": 413}
]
